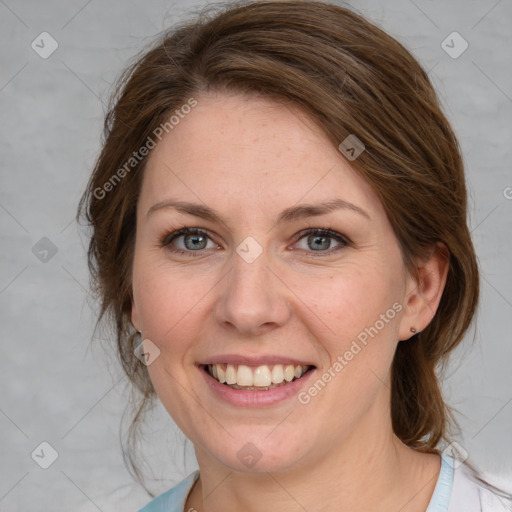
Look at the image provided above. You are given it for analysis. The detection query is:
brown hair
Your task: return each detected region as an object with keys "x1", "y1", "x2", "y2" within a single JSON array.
[{"x1": 77, "y1": 0, "x2": 511, "y2": 500}]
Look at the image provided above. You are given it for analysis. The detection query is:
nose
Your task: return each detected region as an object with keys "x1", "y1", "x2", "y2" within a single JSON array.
[{"x1": 214, "y1": 247, "x2": 292, "y2": 337}]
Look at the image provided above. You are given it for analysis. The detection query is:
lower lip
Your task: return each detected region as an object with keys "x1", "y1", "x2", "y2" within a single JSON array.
[{"x1": 198, "y1": 365, "x2": 317, "y2": 407}]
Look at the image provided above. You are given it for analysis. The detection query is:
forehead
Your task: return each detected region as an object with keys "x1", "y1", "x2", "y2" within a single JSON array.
[{"x1": 140, "y1": 92, "x2": 381, "y2": 219}]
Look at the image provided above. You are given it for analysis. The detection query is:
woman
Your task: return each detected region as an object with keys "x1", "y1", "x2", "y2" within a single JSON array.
[{"x1": 77, "y1": 1, "x2": 512, "y2": 510}]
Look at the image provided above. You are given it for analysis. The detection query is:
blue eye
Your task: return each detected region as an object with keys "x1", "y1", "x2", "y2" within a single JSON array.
[
  {"x1": 161, "y1": 227, "x2": 216, "y2": 256},
  {"x1": 160, "y1": 227, "x2": 349, "y2": 257},
  {"x1": 293, "y1": 228, "x2": 349, "y2": 256}
]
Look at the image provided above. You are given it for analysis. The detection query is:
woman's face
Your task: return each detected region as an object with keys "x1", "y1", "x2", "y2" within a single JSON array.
[{"x1": 131, "y1": 92, "x2": 418, "y2": 473}]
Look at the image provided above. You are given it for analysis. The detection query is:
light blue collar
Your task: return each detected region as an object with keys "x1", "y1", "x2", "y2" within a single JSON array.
[{"x1": 425, "y1": 453, "x2": 454, "y2": 512}]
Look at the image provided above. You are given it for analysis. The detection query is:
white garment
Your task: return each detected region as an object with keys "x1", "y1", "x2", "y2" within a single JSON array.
[{"x1": 447, "y1": 458, "x2": 512, "y2": 512}]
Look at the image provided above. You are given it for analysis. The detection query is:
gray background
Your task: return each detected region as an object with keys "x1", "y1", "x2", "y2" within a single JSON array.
[{"x1": 1, "y1": 0, "x2": 511, "y2": 510}]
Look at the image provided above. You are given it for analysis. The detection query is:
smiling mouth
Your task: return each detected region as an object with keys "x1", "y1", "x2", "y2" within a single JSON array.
[{"x1": 202, "y1": 363, "x2": 315, "y2": 390}]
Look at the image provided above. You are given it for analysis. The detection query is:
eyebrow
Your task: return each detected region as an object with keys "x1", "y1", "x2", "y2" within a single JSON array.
[{"x1": 146, "y1": 198, "x2": 370, "y2": 224}]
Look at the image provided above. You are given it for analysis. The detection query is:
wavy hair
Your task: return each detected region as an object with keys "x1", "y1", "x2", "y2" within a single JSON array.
[{"x1": 77, "y1": 0, "x2": 511, "y2": 501}]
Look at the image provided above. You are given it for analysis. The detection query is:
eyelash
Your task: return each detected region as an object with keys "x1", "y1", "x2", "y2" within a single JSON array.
[{"x1": 159, "y1": 226, "x2": 350, "y2": 258}]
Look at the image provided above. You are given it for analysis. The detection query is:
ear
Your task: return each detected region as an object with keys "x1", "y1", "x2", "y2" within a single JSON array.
[{"x1": 398, "y1": 242, "x2": 450, "y2": 341}]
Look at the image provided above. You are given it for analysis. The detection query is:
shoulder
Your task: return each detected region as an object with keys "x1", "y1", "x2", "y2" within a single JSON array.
[
  {"x1": 449, "y1": 460, "x2": 512, "y2": 512},
  {"x1": 138, "y1": 470, "x2": 200, "y2": 512}
]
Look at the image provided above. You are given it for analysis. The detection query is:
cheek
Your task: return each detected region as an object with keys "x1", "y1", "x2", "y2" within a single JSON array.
[
  {"x1": 132, "y1": 261, "x2": 215, "y2": 425},
  {"x1": 295, "y1": 266, "x2": 402, "y2": 415},
  {"x1": 294, "y1": 261, "x2": 402, "y2": 342},
  {"x1": 294, "y1": 261, "x2": 403, "y2": 407},
  {"x1": 133, "y1": 256, "x2": 217, "y2": 336}
]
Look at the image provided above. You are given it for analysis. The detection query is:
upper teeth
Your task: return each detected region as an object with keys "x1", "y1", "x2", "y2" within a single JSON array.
[{"x1": 208, "y1": 363, "x2": 309, "y2": 387}]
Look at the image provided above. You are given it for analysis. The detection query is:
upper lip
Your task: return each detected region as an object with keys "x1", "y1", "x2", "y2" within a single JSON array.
[{"x1": 198, "y1": 354, "x2": 316, "y2": 367}]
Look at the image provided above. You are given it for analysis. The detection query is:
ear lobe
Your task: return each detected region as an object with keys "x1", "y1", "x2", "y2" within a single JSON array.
[{"x1": 398, "y1": 242, "x2": 450, "y2": 341}]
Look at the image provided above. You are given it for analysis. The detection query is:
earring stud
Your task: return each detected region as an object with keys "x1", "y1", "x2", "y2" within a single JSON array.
[{"x1": 410, "y1": 327, "x2": 417, "y2": 333}]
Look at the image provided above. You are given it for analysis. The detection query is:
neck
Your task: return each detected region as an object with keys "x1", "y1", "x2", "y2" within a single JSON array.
[{"x1": 187, "y1": 400, "x2": 441, "y2": 512}]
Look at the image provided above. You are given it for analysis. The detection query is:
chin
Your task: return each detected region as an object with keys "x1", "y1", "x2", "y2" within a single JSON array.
[{"x1": 199, "y1": 429, "x2": 312, "y2": 474}]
